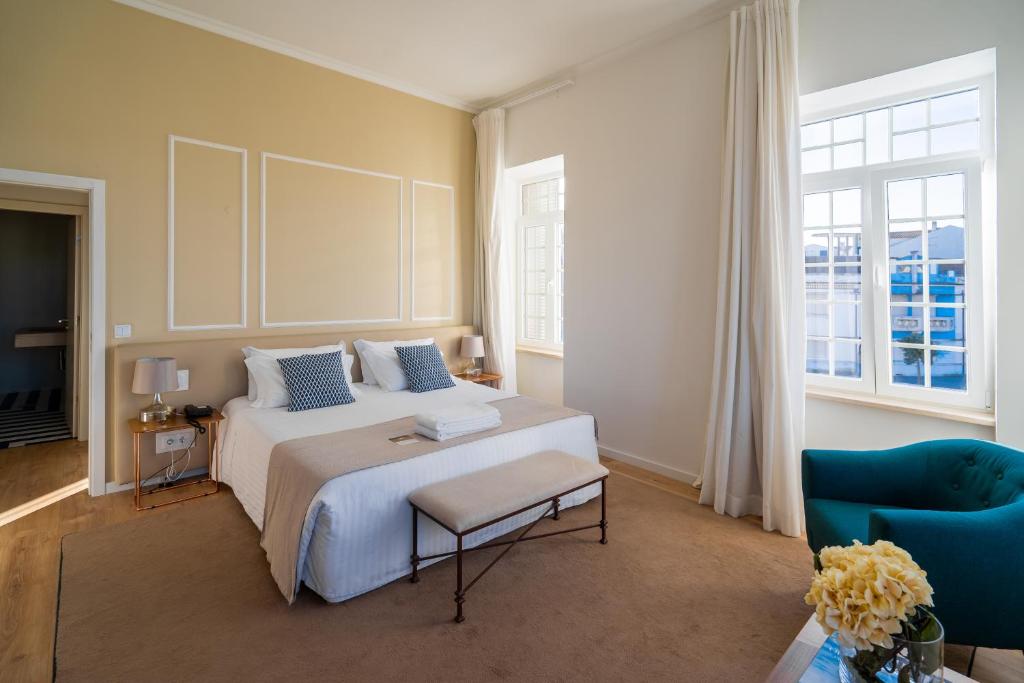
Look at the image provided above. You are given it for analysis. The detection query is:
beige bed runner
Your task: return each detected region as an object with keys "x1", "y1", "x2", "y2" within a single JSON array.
[{"x1": 261, "y1": 396, "x2": 589, "y2": 602}]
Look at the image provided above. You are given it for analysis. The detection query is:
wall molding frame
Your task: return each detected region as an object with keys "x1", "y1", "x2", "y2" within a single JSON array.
[
  {"x1": 0, "y1": 167, "x2": 106, "y2": 497},
  {"x1": 167, "y1": 134, "x2": 248, "y2": 331},
  {"x1": 259, "y1": 151, "x2": 404, "y2": 328},
  {"x1": 410, "y1": 179, "x2": 456, "y2": 322}
]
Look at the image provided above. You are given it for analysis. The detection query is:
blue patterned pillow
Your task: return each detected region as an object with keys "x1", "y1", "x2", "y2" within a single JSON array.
[
  {"x1": 394, "y1": 343, "x2": 455, "y2": 393},
  {"x1": 276, "y1": 350, "x2": 356, "y2": 411}
]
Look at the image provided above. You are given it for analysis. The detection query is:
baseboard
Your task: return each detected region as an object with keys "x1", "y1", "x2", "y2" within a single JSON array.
[
  {"x1": 597, "y1": 444, "x2": 698, "y2": 484},
  {"x1": 104, "y1": 466, "x2": 210, "y2": 494}
]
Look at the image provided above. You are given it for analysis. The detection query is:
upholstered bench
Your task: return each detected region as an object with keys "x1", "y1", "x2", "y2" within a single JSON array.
[{"x1": 408, "y1": 450, "x2": 609, "y2": 623}]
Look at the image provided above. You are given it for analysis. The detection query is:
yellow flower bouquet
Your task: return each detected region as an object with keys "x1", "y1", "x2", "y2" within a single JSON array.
[{"x1": 805, "y1": 540, "x2": 944, "y2": 682}]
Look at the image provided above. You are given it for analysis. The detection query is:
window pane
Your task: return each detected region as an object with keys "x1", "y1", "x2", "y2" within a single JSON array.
[
  {"x1": 522, "y1": 178, "x2": 560, "y2": 215},
  {"x1": 833, "y1": 142, "x2": 863, "y2": 169},
  {"x1": 803, "y1": 192, "x2": 830, "y2": 227},
  {"x1": 833, "y1": 229, "x2": 861, "y2": 263},
  {"x1": 524, "y1": 270, "x2": 547, "y2": 294},
  {"x1": 834, "y1": 266, "x2": 862, "y2": 300},
  {"x1": 930, "y1": 307, "x2": 965, "y2": 347},
  {"x1": 893, "y1": 131, "x2": 927, "y2": 160},
  {"x1": 834, "y1": 303, "x2": 861, "y2": 339},
  {"x1": 805, "y1": 266, "x2": 829, "y2": 300},
  {"x1": 889, "y1": 223, "x2": 923, "y2": 260},
  {"x1": 524, "y1": 317, "x2": 546, "y2": 340},
  {"x1": 807, "y1": 339, "x2": 829, "y2": 374},
  {"x1": 931, "y1": 349, "x2": 966, "y2": 390},
  {"x1": 890, "y1": 264, "x2": 924, "y2": 302},
  {"x1": 892, "y1": 100, "x2": 927, "y2": 131},
  {"x1": 891, "y1": 306, "x2": 924, "y2": 342},
  {"x1": 526, "y1": 294, "x2": 546, "y2": 317},
  {"x1": 806, "y1": 303, "x2": 829, "y2": 337},
  {"x1": 888, "y1": 178, "x2": 923, "y2": 220},
  {"x1": 931, "y1": 90, "x2": 979, "y2": 125},
  {"x1": 833, "y1": 114, "x2": 863, "y2": 142},
  {"x1": 865, "y1": 109, "x2": 889, "y2": 164},
  {"x1": 526, "y1": 248, "x2": 545, "y2": 270},
  {"x1": 832, "y1": 188, "x2": 861, "y2": 225},
  {"x1": 928, "y1": 263, "x2": 965, "y2": 303},
  {"x1": 524, "y1": 225, "x2": 546, "y2": 247},
  {"x1": 802, "y1": 121, "x2": 831, "y2": 148},
  {"x1": 802, "y1": 147, "x2": 831, "y2": 173},
  {"x1": 926, "y1": 173, "x2": 965, "y2": 217},
  {"x1": 927, "y1": 219, "x2": 965, "y2": 259},
  {"x1": 931, "y1": 121, "x2": 979, "y2": 155},
  {"x1": 804, "y1": 230, "x2": 829, "y2": 264},
  {"x1": 893, "y1": 345, "x2": 926, "y2": 386},
  {"x1": 834, "y1": 341, "x2": 862, "y2": 378}
]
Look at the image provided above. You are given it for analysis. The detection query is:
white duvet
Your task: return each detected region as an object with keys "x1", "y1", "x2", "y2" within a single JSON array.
[{"x1": 217, "y1": 380, "x2": 600, "y2": 602}]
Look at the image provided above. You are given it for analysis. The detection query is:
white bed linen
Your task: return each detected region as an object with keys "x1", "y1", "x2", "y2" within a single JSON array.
[{"x1": 218, "y1": 380, "x2": 599, "y2": 602}]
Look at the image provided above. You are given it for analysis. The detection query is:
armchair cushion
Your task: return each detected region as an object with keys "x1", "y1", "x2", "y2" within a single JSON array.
[{"x1": 804, "y1": 499, "x2": 906, "y2": 553}]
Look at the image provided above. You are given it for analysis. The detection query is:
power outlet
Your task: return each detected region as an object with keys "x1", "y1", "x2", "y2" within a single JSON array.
[
  {"x1": 155, "y1": 428, "x2": 193, "y2": 454},
  {"x1": 176, "y1": 369, "x2": 189, "y2": 391}
]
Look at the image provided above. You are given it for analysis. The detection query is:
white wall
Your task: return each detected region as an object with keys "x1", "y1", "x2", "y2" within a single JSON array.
[
  {"x1": 800, "y1": 0, "x2": 1024, "y2": 449},
  {"x1": 516, "y1": 351, "x2": 564, "y2": 406},
  {"x1": 506, "y1": 17, "x2": 729, "y2": 481},
  {"x1": 806, "y1": 400, "x2": 992, "y2": 451}
]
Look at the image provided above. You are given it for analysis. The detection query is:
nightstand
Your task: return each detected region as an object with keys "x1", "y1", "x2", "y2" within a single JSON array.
[
  {"x1": 454, "y1": 371, "x2": 503, "y2": 389},
  {"x1": 129, "y1": 410, "x2": 224, "y2": 511}
]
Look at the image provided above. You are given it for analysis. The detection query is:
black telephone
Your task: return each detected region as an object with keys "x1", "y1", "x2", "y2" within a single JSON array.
[
  {"x1": 184, "y1": 404, "x2": 213, "y2": 434},
  {"x1": 185, "y1": 404, "x2": 213, "y2": 418}
]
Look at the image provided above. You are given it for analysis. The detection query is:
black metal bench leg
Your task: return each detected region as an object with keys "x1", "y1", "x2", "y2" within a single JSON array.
[
  {"x1": 599, "y1": 478, "x2": 608, "y2": 544},
  {"x1": 410, "y1": 506, "x2": 420, "y2": 583},
  {"x1": 552, "y1": 497, "x2": 560, "y2": 520},
  {"x1": 454, "y1": 534, "x2": 465, "y2": 623}
]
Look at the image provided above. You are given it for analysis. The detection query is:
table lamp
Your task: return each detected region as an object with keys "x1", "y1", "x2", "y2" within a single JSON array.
[
  {"x1": 460, "y1": 335, "x2": 484, "y2": 377},
  {"x1": 132, "y1": 356, "x2": 178, "y2": 422}
]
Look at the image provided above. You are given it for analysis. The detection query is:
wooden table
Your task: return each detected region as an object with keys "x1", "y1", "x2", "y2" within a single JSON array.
[
  {"x1": 129, "y1": 410, "x2": 223, "y2": 511},
  {"x1": 453, "y1": 371, "x2": 503, "y2": 388},
  {"x1": 766, "y1": 616, "x2": 976, "y2": 682}
]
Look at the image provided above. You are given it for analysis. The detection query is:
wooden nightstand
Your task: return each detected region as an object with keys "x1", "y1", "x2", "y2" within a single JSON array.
[
  {"x1": 454, "y1": 371, "x2": 503, "y2": 389},
  {"x1": 129, "y1": 410, "x2": 224, "y2": 511}
]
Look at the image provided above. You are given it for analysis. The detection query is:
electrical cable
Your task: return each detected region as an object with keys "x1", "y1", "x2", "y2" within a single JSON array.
[{"x1": 138, "y1": 425, "x2": 199, "y2": 488}]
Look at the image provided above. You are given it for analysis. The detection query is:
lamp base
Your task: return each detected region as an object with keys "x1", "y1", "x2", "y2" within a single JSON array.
[{"x1": 139, "y1": 400, "x2": 173, "y2": 423}]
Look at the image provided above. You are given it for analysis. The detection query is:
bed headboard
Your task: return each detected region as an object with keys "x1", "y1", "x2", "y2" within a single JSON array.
[{"x1": 109, "y1": 325, "x2": 475, "y2": 484}]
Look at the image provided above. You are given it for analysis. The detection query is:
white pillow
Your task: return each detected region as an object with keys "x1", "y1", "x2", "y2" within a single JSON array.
[
  {"x1": 353, "y1": 338, "x2": 435, "y2": 391},
  {"x1": 242, "y1": 340, "x2": 346, "y2": 400},
  {"x1": 246, "y1": 350, "x2": 356, "y2": 409}
]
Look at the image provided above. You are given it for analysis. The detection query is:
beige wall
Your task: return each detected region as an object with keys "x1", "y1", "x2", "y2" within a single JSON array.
[
  {"x1": 516, "y1": 351, "x2": 564, "y2": 406},
  {"x1": 0, "y1": 0, "x2": 477, "y2": 482}
]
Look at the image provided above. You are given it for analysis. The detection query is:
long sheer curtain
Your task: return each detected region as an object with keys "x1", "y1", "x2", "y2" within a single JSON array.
[
  {"x1": 472, "y1": 108, "x2": 517, "y2": 391},
  {"x1": 697, "y1": 0, "x2": 804, "y2": 537}
]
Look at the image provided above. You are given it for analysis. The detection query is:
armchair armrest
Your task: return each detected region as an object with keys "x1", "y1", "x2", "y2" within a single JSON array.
[
  {"x1": 869, "y1": 504, "x2": 1024, "y2": 649},
  {"x1": 802, "y1": 446, "x2": 927, "y2": 506}
]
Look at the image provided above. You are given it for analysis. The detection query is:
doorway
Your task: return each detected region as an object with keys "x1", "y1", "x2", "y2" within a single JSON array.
[{"x1": 0, "y1": 168, "x2": 106, "y2": 522}]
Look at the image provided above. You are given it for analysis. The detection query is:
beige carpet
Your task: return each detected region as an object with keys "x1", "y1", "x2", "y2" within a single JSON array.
[{"x1": 55, "y1": 473, "x2": 813, "y2": 681}]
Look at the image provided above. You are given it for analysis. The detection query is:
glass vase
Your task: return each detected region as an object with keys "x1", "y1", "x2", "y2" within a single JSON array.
[{"x1": 838, "y1": 623, "x2": 944, "y2": 683}]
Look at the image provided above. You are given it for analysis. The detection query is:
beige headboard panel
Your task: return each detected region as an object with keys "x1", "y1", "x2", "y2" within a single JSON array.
[{"x1": 110, "y1": 325, "x2": 474, "y2": 484}]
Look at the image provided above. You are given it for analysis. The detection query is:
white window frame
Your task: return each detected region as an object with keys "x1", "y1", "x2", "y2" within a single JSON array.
[
  {"x1": 511, "y1": 166, "x2": 564, "y2": 353},
  {"x1": 801, "y1": 73, "x2": 994, "y2": 411}
]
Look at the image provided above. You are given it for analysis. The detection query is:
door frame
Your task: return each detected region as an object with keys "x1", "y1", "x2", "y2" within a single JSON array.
[{"x1": 0, "y1": 167, "x2": 106, "y2": 496}]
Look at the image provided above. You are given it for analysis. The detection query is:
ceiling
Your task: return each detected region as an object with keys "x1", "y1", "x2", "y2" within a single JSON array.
[{"x1": 119, "y1": 0, "x2": 727, "y2": 111}]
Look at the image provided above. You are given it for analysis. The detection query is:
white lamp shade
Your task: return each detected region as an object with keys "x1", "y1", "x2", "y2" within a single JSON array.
[
  {"x1": 132, "y1": 357, "x2": 178, "y2": 394},
  {"x1": 460, "y1": 335, "x2": 485, "y2": 359}
]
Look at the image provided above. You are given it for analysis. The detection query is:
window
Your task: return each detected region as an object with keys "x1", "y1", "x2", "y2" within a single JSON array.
[
  {"x1": 515, "y1": 170, "x2": 564, "y2": 351},
  {"x1": 801, "y1": 74, "x2": 992, "y2": 410}
]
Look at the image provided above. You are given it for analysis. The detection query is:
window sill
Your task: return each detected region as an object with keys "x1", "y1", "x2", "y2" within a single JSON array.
[
  {"x1": 806, "y1": 387, "x2": 995, "y2": 427},
  {"x1": 516, "y1": 345, "x2": 564, "y2": 360}
]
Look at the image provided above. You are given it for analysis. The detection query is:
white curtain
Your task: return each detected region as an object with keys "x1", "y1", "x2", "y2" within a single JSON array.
[
  {"x1": 697, "y1": 0, "x2": 804, "y2": 538},
  {"x1": 472, "y1": 108, "x2": 517, "y2": 392}
]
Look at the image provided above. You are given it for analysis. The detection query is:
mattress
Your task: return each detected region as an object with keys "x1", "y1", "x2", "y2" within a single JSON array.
[{"x1": 217, "y1": 380, "x2": 600, "y2": 602}]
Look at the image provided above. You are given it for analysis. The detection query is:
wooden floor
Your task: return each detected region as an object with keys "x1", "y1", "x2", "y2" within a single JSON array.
[{"x1": 0, "y1": 443, "x2": 1020, "y2": 682}]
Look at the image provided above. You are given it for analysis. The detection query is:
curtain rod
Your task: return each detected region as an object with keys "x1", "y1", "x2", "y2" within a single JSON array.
[{"x1": 495, "y1": 79, "x2": 575, "y2": 109}]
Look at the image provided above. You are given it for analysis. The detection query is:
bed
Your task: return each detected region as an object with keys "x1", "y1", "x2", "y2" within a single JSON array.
[{"x1": 217, "y1": 379, "x2": 599, "y2": 603}]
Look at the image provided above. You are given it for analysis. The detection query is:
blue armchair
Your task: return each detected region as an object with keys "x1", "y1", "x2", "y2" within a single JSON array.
[{"x1": 802, "y1": 439, "x2": 1024, "y2": 650}]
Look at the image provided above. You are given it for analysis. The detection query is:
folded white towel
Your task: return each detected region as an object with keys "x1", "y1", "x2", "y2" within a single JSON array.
[
  {"x1": 414, "y1": 417, "x2": 502, "y2": 442},
  {"x1": 415, "y1": 403, "x2": 501, "y2": 432}
]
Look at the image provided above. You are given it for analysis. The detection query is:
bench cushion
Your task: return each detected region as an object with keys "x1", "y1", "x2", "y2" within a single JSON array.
[{"x1": 409, "y1": 451, "x2": 608, "y2": 533}]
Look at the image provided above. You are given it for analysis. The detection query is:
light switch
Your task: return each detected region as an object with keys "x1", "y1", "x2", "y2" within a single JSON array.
[
  {"x1": 176, "y1": 369, "x2": 189, "y2": 391},
  {"x1": 113, "y1": 324, "x2": 132, "y2": 339}
]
